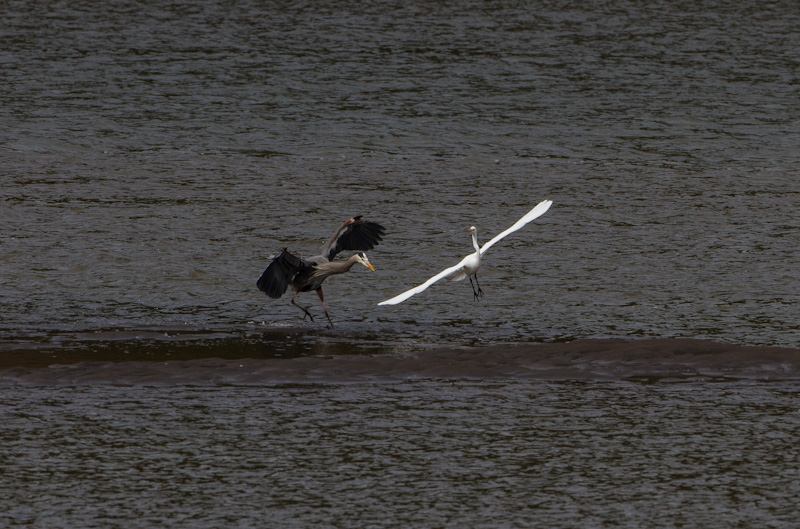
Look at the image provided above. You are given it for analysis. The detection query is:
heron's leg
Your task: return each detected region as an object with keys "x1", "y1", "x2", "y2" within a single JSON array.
[
  {"x1": 291, "y1": 291, "x2": 314, "y2": 321},
  {"x1": 316, "y1": 288, "x2": 334, "y2": 328}
]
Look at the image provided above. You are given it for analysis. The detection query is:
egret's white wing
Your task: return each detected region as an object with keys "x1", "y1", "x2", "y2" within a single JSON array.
[
  {"x1": 378, "y1": 257, "x2": 470, "y2": 306},
  {"x1": 479, "y1": 199, "x2": 552, "y2": 256}
]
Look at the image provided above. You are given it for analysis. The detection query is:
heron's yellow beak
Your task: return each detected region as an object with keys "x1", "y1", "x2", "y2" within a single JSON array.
[{"x1": 360, "y1": 255, "x2": 375, "y2": 272}]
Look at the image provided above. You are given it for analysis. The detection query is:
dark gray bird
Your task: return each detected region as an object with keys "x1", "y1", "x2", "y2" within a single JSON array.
[{"x1": 257, "y1": 216, "x2": 386, "y2": 326}]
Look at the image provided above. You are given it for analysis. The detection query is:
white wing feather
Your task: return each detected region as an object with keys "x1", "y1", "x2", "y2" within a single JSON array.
[
  {"x1": 479, "y1": 199, "x2": 552, "y2": 255},
  {"x1": 377, "y1": 256, "x2": 472, "y2": 306},
  {"x1": 378, "y1": 199, "x2": 553, "y2": 306}
]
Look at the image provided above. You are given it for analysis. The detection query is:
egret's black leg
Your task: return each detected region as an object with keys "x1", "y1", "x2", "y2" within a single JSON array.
[
  {"x1": 316, "y1": 288, "x2": 334, "y2": 328},
  {"x1": 475, "y1": 274, "x2": 484, "y2": 298},
  {"x1": 291, "y1": 291, "x2": 314, "y2": 321},
  {"x1": 469, "y1": 275, "x2": 484, "y2": 300}
]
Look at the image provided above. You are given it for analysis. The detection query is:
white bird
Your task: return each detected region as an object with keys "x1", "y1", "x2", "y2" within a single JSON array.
[{"x1": 378, "y1": 200, "x2": 553, "y2": 306}]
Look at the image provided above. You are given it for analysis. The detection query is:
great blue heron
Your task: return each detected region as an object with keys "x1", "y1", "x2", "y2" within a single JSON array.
[
  {"x1": 378, "y1": 200, "x2": 552, "y2": 306},
  {"x1": 257, "y1": 216, "x2": 386, "y2": 326}
]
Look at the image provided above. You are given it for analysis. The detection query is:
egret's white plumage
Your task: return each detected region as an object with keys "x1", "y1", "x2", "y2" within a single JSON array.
[{"x1": 378, "y1": 200, "x2": 552, "y2": 306}]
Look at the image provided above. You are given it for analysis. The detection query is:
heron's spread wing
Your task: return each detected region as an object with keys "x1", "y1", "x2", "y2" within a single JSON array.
[
  {"x1": 479, "y1": 200, "x2": 552, "y2": 256},
  {"x1": 323, "y1": 216, "x2": 386, "y2": 261},
  {"x1": 377, "y1": 257, "x2": 471, "y2": 306},
  {"x1": 256, "y1": 249, "x2": 309, "y2": 299}
]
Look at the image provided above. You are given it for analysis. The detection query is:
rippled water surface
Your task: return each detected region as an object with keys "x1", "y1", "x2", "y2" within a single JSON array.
[
  {"x1": 2, "y1": 1, "x2": 800, "y2": 526},
  {"x1": 3, "y1": 0, "x2": 799, "y2": 347},
  {"x1": 3, "y1": 380, "x2": 800, "y2": 528}
]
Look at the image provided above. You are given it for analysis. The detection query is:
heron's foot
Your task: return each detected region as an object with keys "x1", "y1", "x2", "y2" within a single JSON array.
[{"x1": 301, "y1": 309, "x2": 314, "y2": 322}]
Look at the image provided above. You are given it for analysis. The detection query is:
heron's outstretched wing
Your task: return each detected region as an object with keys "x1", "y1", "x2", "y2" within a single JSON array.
[
  {"x1": 256, "y1": 249, "x2": 309, "y2": 299},
  {"x1": 323, "y1": 216, "x2": 386, "y2": 261},
  {"x1": 479, "y1": 200, "x2": 552, "y2": 256},
  {"x1": 378, "y1": 256, "x2": 472, "y2": 306}
]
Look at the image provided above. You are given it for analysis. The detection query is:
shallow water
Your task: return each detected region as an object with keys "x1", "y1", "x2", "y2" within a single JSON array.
[
  {"x1": 3, "y1": 380, "x2": 800, "y2": 528},
  {"x1": 2, "y1": 0, "x2": 799, "y2": 349},
  {"x1": 3, "y1": 338, "x2": 800, "y2": 527},
  {"x1": 3, "y1": 1, "x2": 800, "y2": 526}
]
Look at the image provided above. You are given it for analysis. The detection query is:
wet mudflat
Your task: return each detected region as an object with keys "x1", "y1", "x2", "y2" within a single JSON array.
[{"x1": 2, "y1": 337, "x2": 800, "y2": 386}]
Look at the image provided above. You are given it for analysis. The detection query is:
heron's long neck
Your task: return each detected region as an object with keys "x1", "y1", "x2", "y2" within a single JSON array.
[
  {"x1": 313, "y1": 254, "x2": 360, "y2": 279},
  {"x1": 471, "y1": 230, "x2": 480, "y2": 253},
  {"x1": 340, "y1": 253, "x2": 361, "y2": 273}
]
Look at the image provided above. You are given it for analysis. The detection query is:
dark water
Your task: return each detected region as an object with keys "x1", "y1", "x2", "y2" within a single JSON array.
[
  {"x1": 2, "y1": 0, "x2": 800, "y2": 526},
  {"x1": 3, "y1": 380, "x2": 800, "y2": 528},
  {"x1": 3, "y1": 0, "x2": 800, "y2": 346}
]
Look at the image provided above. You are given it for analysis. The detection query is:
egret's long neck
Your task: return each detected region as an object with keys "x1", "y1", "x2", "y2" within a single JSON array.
[{"x1": 471, "y1": 230, "x2": 480, "y2": 253}]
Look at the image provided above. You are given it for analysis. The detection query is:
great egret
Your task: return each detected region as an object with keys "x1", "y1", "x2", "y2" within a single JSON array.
[
  {"x1": 257, "y1": 216, "x2": 386, "y2": 326},
  {"x1": 378, "y1": 200, "x2": 552, "y2": 306}
]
